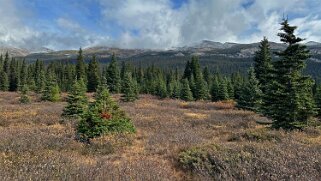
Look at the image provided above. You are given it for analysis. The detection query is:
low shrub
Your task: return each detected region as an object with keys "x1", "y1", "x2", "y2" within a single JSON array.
[{"x1": 228, "y1": 128, "x2": 283, "y2": 142}]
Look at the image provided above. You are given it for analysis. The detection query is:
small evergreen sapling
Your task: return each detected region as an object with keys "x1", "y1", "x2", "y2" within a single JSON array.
[
  {"x1": 77, "y1": 84, "x2": 135, "y2": 141},
  {"x1": 19, "y1": 84, "x2": 30, "y2": 104},
  {"x1": 62, "y1": 79, "x2": 88, "y2": 118},
  {"x1": 180, "y1": 79, "x2": 193, "y2": 101}
]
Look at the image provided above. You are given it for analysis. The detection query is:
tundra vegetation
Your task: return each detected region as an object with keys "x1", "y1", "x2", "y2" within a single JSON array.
[{"x1": 0, "y1": 19, "x2": 320, "y2": 180}]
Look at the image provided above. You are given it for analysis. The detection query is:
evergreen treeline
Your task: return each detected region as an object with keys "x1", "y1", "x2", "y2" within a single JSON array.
[{"x1": 0, "y1": 20, "x2": 320, "y2": 130}]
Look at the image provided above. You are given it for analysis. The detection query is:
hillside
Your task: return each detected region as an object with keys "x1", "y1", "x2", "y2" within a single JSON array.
[
  {"x1": 2, "y1": 40, "x2": 321, "y2": 80},
  {"x1": 0, "y1": 92, "x2": 320, "y2": 180}
]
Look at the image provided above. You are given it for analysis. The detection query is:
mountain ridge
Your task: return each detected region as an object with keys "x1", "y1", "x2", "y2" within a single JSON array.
[{"x1": 1, "y1": 40, "x2": 321, "y2": 63}]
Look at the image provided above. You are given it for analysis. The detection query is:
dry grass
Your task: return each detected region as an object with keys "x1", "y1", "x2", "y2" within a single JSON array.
[{"x1": 0, "y1": 92, "x2": 320, "y2": 180}]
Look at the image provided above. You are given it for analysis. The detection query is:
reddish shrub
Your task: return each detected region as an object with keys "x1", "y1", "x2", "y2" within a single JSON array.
[{"x1": 100, "y1": 112, "x2": 112, "y2": 120}]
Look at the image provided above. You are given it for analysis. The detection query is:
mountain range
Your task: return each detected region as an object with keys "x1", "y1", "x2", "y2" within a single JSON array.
[
  {"x1": 1, "y1": 40, "x2": 320, "y2": 62},
  {"x1": 1, "y1": 40, "x2": 321, "y2": 81}
]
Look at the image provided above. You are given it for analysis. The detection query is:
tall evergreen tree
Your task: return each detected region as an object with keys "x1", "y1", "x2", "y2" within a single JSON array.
[
  {"x1": 182, "y1": 60, "x2": 192, "y2": 80},
  {"x1": 121, "y1": 72, "x2": 138, "y2": 102},
  {"x1": 3, "y1": 52, "x2": 9, "y2": 74},
  {"x1": 9, "y1": 59, "x2": 19, "y2": 91},
  {"x1": 171, "y1": 80, "x2": 181, "y2": 99},
  {"x1": 180, "y1": 79, "x2": 193, "y2": 101},
  {"x1": 19, "y1": 60, "x2": 28, "y2": 90},
  {"x1": 267, "y1": 19, "x2": 316, "y2": 129},
  {"x1": 0, "y1": 71, "x2": 9, "y2": 91},
  {"x1": 156, "y1": 76, "x2": 168, "y2": 99},
  {"x1": 217, "y1": 77, "x2": 229, "y2": 101},
  {"x1": 254, "y1": 37, "x2": 273, "y2": 91},
  {"x1": 87, "y1": 55, "x2": 100, "y2": 92},
  {"x1": 210, "y1": 77, "x2": 220, "y2": 102},
  {"x1": 237, "y1": 67, "x2": 262, "y2": 111},
  {"x1": 34, "y1": 59, "x2": 45, "y2": 93},
  {"x1": 62, "y1": 79, "x2": 88, "y2": 117},
  {"x1": 190, "y1": 57, "x2": 208, "y2": 100},
  {"x1": 315, "y1": 84, "x2": 321, "y2": 116},
  {"x1": 227, "y1": 79, "x2": 234, "y2": 99},
  {"x1": 106, "y1": 53, "x2": 121, "y2": 93},
  {"x1": 76, "y1": 48, "x2": 86, "y2": 81},
  {"x1": 42, "y1": 75, "x2": 60, "y2": 102}
]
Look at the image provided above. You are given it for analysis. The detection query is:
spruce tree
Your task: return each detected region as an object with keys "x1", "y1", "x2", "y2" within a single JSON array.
[
  {"x1": 210, "y1": 77, "x2": 220, "y2": 102},
  {"x1": 77, "y1": 82, "x2": 135, "y2": 140},
  {"x1": 315, "y1": 84, "x2": 321, "y2": 116},
  {"x1": 254, "y1": 37, "x2": 273, "y2": 93},
  {"x1": 171, "y1": 81, "x2": 181, "y2": 99},
  {"x1": 237, "y1": 67, "x2": 262, "y2": 111},
  {"x1": 267, "y1": 19, "x2": 316, "y2": 129},
  {"x1": 62, "y1": 79, "x2": 88, "y2": 118},
  {"x1": 106, "y1": 53, "x2": 121, "y2": 93},
  {"x1": 19, "y1": 84, "x2": 30, "y2": 104},
  {"x1": 231, "y1": 72, "x2": 244, "y2": 100},
  {"x1": 9, "y1": 59, "x2": 19, "y2": 91},
  {"x1": 190, "y1": 57, "x2": 208, "y2": 100},
  {"x1": 156, "y1": 77, "x2": 167, "y2": 99},
  {"x1": 121, "y1": 72, "x2": 138, "y2": 102},
  {"x1": 76, "y1": 48, "x2": 86, "y2": 81},
  {"x1": 19, "y1": 60, "x2": 28, "y2": 90},
  {"x1": 217, "y1": 77, "x2": 229, "y2": 101},
  {"x1": 182, "y1": 60, "x2": 192, "y2": 80},
  {"x1": 180, "y1": 79, "x2": 193, "y2": 101},
  {"x1": 3, "y1": 52, "x2": 9, "y2": 74},
  {"x1": 34, "y1": 59, "x2": 45, "y2": 93},
  {"x1": 203, "y1": 66, "x2": 211, "y2": 86},
  {"x1": 227, "y1": 79, "x2": 235, "y2": 100},
  {"x1": 42, "y1": 77, "x2": 60, "y2": 102},
  {"x1": 87, "y1": 55, "x2": 100, "y2": 92},
  {"x1": 0, "y1": 71, "x2": 9, "y2": 91}
]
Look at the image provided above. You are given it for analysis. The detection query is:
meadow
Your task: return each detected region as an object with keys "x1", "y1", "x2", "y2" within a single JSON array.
[{"x1": 0, "y1": 92, "x2": 320, "y2": 180}]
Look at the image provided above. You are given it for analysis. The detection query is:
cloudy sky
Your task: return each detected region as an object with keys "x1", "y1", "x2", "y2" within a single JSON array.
[{"x1": 0, "y1": 0, "x2": 320, "y2": 50}]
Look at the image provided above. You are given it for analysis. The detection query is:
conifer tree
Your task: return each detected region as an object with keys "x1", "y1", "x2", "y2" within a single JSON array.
[
  {"x1": 77, "y1": 82, "x2": 135, "y2": 141},
  {"x1": 217, "y1": 77, "x2": 229, "y2": 101},
  {"x1": 9, "y1": 59, "x2": 19, "y2": 91},
  {"x1": 106, "y1": 53, "x2": 121, "y2": 93},
  {"x1": 62, "y1": 79, "x2": 88, "y2": 118},
  {"x1": 121, "y1": 72, "x2": 138, "y2": 102},
  {"x1": 76, "y1": 48, "x2": 86, "y2": 81},
  {"x1": 237, "y1": 67, "x2": 262, "y2": 111},
  {"x1": 231, "y1": 72, "x2": 244, "y2": 101},
  {"x1": 156, "y1": 77, "x2": 167, "y2": 99},
  {"x1": 19, "y1": 84, "x2": 30, "y2": 104},
  {"x1": 87, "y1": 55, "x2": 100, "y2": 92},
  {"x1": 3, "y1": 52, "x2": 9, "y2": 74},
  {"x1": 34, "y1": 59, "x2": 45, "y2": 93},
  {"x1": 0, "y1": 71, "x2": 9, "y2": 91},
  {"x1": 315, "y1": 84, "x2": 321, "y2": 116},
  {"x1": 180, "y1": 79, "x2": 193, "y2": 101},
  {"x1": 203, "y1": 66, "x2": 211, "y2": 86},
  {"x1": 189, "y1": 57, "x2": 208, "y2": 100},
  {"x1": 171, "y1": 81, "x2": 181, "y2": 99},
  {"x1": 267, "y1": 19, "x2": 316, "y2": 129},
  {"x1": 0, "y1": 54, "x2": 3, "y2": 70},
  {"x1": 182, "y1": 60, "x2": 192, "y2": 80},
  {"x1": 254, "y1": 37, "x2": 273, "y2": 93},
  {"x1": 227, "y1": 79, "x2": 235, "y2": 100},
  {"x1": 210, "y1": 77, "x2": 220, "y2": 102},
  {"x1": 19, "y1": 60, "x2": 28, "y2": 90},
  {"x1": 42, "y1": 76, "x2": 60, "y2": 102}
]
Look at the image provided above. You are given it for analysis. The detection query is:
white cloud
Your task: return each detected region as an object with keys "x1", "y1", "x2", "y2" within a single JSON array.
[
  {"x1": 0, "y1": 0, "x2": 320, "y2": 50},
  {"x1": 98, "y1": 0, "x2": 321, "y2": 48}
]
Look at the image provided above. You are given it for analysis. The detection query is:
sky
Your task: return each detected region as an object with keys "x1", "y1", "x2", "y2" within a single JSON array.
[{"x1": 0, "y1": 0, "x2": 320, "y2": 50}]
